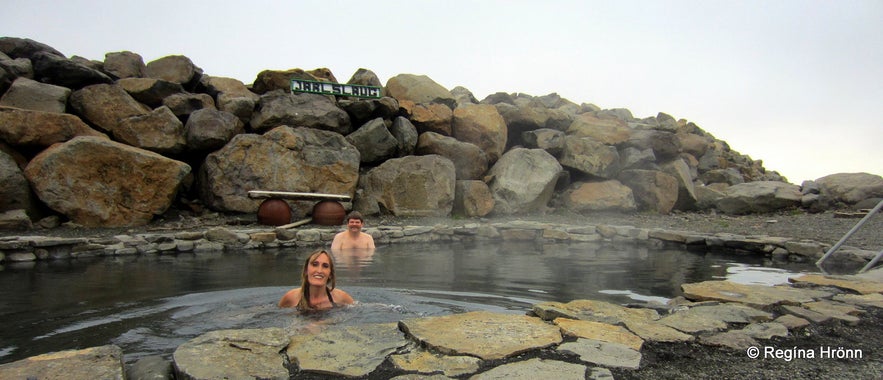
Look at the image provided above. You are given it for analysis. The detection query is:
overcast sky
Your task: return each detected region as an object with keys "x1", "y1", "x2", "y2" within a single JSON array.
[{"x1": 6, "y1": 0, "x2": 881, "y2": 184}]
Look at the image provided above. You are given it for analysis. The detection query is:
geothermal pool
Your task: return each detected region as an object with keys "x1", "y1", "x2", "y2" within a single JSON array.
[{"x1": 0, "y1": 241, "x2": 820, "y2": 364}]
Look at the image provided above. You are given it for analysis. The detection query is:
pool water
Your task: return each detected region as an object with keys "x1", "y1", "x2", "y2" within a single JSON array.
[{"x1": 0, "y1": 241, "x2": 820, "y2": 364}]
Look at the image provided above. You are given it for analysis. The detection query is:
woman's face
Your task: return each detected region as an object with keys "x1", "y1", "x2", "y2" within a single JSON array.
[{"x1": 305, "y1": 252, "x2": 332, "y2": 287}]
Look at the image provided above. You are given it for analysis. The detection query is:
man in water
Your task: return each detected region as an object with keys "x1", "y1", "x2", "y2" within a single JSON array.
[{"x1": 330, "y1": 211, "x2": 376, "y2": 249}]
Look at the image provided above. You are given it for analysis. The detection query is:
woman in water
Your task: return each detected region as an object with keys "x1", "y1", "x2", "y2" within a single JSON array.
[{"x1": 278, "y1": 249, "x2": 355, "y2": 310}]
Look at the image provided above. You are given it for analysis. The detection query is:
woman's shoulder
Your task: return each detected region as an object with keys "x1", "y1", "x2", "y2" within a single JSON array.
[
  {"x1": 278, "y1": 287, "x2": 302, "y2": 308},
  {"x1": 330, "y1": 288, "x2": 355, "y2": 305}
]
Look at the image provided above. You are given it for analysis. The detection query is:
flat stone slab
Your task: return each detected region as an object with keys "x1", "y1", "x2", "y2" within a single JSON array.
[
  {"x1": 173, "y1": 328, "x2": 290, "y2": 380},
  {"x1": 287, "y1": 323, "x2": 407, "y2": 378},
  {"x1": 833, "y1": 292, "x2": 883, "y2": 309},
  {"x1": 0, "y1": 345, "x2": 125, "y2": 380},
  {"x1": 558, "y1": 338, "x2": 643, "y2": 369},
  {"x1": 469, "y1": 358, "x2": 586, "y2": 379},
  {"x1": 699, "y1": 331, "x2": 759, "y2": 351},
  {"x1": 390, "y1": 350, "x2": 481, "y2": 377},
  {"x1": 802, "y1": 301, "x2": 863, "y2": 325},
  {"x1": 657, "y1": 310, "x2": 728, "y2": 334},
  {"x1": 400, "y1": 311, "x2": 562, "y2": 360},
  {"x1": 533, "y1": 299, "x2": 659, "y2": 325},
  {"x1": 789, "y1": 274, "x2": 883, "y2": 294},
  {"x1": 781, "y1": 305, "x2": 831, "y2": 324},
  {"x1": 683, "y1": 303, "x2": 774, "y2": 323},
  {"x1": 622, "y1": 319, "x2": 695, "y2": 343},
  {"x1": 555, "y1": 317, "x2": 644, "y2": 350},
  {"x1": 739, "y1": 322, "x2": 789, "y2": 339},
  {"x1": 774, "y1": 314, "x2": 811, "y2": 329},
  {"x1": 681, "y1": 281, "x2": 832, "y2": 308}
]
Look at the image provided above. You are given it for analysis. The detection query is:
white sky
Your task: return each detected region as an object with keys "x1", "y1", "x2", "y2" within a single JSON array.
[{"x1": 5, "y1": 0, "x2": 882, "y2": 184}]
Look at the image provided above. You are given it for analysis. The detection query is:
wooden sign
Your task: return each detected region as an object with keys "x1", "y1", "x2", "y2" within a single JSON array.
[{"x1": 291, "y1": 79, "x2": 381, "y2": 99}]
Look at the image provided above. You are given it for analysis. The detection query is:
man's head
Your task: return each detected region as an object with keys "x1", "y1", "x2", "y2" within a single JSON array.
[{"x1": 344, "y1": 211, "x2": 365, "y2": 232}]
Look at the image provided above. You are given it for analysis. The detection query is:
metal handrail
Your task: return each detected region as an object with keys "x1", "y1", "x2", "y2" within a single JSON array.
[{"x1": 815, "y1": 199, "x2": 883, "y2": 273}]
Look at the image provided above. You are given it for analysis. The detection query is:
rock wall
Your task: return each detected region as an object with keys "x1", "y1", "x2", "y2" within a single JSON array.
[{"x1": 1, "y1": 36, "x2": 882, "y2": 229}]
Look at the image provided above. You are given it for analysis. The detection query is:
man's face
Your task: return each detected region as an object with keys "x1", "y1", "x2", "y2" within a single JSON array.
[{"x1": 347, "y1": 218, "x2": 363, "y2": 232}]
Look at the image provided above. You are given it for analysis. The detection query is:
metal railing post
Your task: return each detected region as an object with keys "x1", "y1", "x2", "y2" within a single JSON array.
[{"x1": 815, "y1": 199, "x2": 883, "y2": 269}]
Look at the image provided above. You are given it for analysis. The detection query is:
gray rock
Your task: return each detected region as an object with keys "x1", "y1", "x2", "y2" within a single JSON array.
[
  {"x1": 488, "y1": 148, "x2": 562, "y2": 214},
  {"x1": 469, "y1": 358, "x2": 586, "y2": 379},
  {"x1": 400, "y1": 311, "x2": 562, "y2": 361},
  {"x1": 715, "y1": 181, "x2": 802, "y2": 215},
  {"x1": 0, "y1": 345, "x2": 124, "y2": 379},
  {"x1": 0, "y1": 76, "x2": 70, "y2": 112},
  {"x1": 103, "y1": 51, "x2": 146, "y2": 79},
  {"x1": 618, "y1": 169, "x2": 679, "y2": 214},
  {"x1": 162, "y1": 92, "x2": 215, "y2": 121},
  {"x1": 815, "y1": 172, "x2": 883, "y2": 205},
  {"x1": 560, "y1": 136, "x2": 621, "y2": 178},
  {"x1": 184, "y1": 108, "x2": 245, "y2": 152},
  {"x1": 385, "y1": 73, "x2": 455, "y2": 108},
  {"x1": 355, "y1": 155, "x2": 456, "y2": 217},
  {"x1": 70, "y1": 83, "x2": 150, "y2": 133},
  {"x1": 144, "y1": 55, "x2": 201, "y2": 86},
  {"x1": 347, "y1": 117, "x2": 399, "y2": 164},
  {"x1": 31, "y1": 51, "x2": 113, "y2": 89},
  {"x1": 173, "y1": 328, "x2": 289, "y2": 380},
  {"x1": 390, "y1": 116, "x2": 419, "y2": 157},
  {"x1": 24, "y1": 136, "x2": 191, "y2": 227},
  {"x1": 251, "y1": 91, "x2": 351, "y2": 134},
  {"x1": 116, "y1": 106, "x2": 186, "y2": 154},
  {"x1": 416, "y1": 132, "x2": 488, "y2": 180},
  {"x1": 287, "y1": 323, "x2": 407, "y2": 378},
  {"x1": 558, "y1": 338, "x2": 642, "y2": 369},
  {"x1": 117, "y1": 77, "x2": 185, "y2": 107}
]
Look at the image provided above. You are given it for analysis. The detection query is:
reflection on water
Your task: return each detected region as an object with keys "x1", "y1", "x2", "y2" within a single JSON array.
[{"x1": 0, "y1": 241, "x2": 819, "y2": 364}]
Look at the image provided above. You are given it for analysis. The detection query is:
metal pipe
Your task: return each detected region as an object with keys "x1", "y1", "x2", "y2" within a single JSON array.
[
  {"x1": 815, "y1": 199, "x2": 883, "y2": 268},
  {"x1": 860, "y1": 248, "x2": 883, "y2": 274}
]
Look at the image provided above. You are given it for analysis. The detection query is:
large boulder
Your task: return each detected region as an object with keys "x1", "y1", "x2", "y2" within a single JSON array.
[
  {"x1": 31, "y1": 51, "x2": 113, "y2": 89},
  {"x1": 199, "y1": 75, "x2": 260, "y2": 124},
  {"x1": 559, "y1": 136, "x2": 621, "y2": 179},
  {"x1": 815, "y1": 173, "x2": 883, "y2": 205},
  {"x1": 451, "y1": 103, "x2": 507, "y2": 163},
  {"x1": 117, "y1": 77, "x2": 185, "y2": 107},
  {"x1": 23, "y1": 136, "x2": 191, "y2": 227},
  {"x1": 399, "y1": 100, "x2": 453, "y2": 136},
  {"x1": 0, "y1": 76, "x2": 70, "y2": 113},
  {"x1": 416, "y1": 132, "x2": 488, "y2": 180},
  {"x1": 625, "y1": 129, "x2": 681, "y2": 161},
  {"x1": 250, "y1": 91, "x2": 351, "y2": 134},
  {"x1": 114, "y1": 106, "x2": 187, "y2": 154},
  {"x1": 0, "y1": 106, "x2": 107, "y2": 148},
  {"x1": 522, "y1": 128, "x2": 566, "y2": 156},
  {"x1": 199, "y1": 127, "x2": 360, "y2": 213},
  {"x1": 561, "y1": 180, "x2": 636, "y2": 212},
  {"x1": 384, "y1": 73, "x2": 455, "y2": 108},
  {"x1": 354, "y1": 155, "x2": 456, "y2": 217},
  {"x1": 346, "y1": 117, "x2": 398, "y2": 164},
  {"x1": 566, "y1": 113, "x2": 631, "y2": 145},
  {"x1": 144, "y1": 55, "x2": 202, "y2": 87},
  {"x1": 251, "y1": 68, "x2": 321, "y2": 94},
  {"x1": 69, "y1": 83, "x2": 150, "y2": 134},
  {"x1": 389, "y1": 116, "x2": 418, "y2": 157},
  {"x1": 618, "y1": 169, "x2": 679, "y2": 214},
  {"x1": 660, "y1": 158, "x2": 699, "y2": 211},
  {"x1": 715, "y1": 181, "x2": 802, "y2": 215},
  {"x1": 102, "y1": 51, "x2": 146, "y2": 79},
  {"x1": 487, "y1": 148, "x2": 563, "y2": 214},
  {"x1": 0, "y1": 150, "x2": 32, "y2": 213},
  {"x1": 453, "y1": 180, "x2": 494, "y2": 217},
  {"x1": 0, "y1": 37, "x2": 65, "y2": 59},
  {"x1": 184, "y1": 108, "x2": 245, "y2": 152},
  {"x1": 0, "y1": 345, "x2": 125, "y2": 380},
  {"x1": 174, "y1": 328, "x2": 289, "y2": 380}
]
